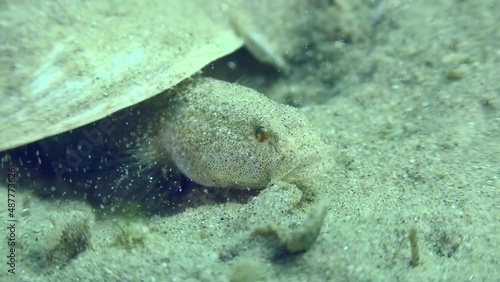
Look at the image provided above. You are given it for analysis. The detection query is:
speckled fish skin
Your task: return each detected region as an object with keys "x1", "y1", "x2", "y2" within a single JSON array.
[{"x1": 142, "y1": 77, "x2": 333, "y2": 189}]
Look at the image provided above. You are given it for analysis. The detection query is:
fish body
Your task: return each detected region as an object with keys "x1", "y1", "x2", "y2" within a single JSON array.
[{"x1": 141, "y1": 77, "x2": 333, "y2": 189}]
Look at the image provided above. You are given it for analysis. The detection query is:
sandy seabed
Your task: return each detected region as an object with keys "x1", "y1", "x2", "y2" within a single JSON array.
[{"x1": 1, "y1": 0, "x2": 498, "y2": 281}]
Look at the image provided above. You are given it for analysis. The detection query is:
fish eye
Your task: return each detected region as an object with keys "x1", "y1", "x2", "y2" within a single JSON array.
[{"x1": 255, "y1": 126, "x2": 269, "y2": 142}]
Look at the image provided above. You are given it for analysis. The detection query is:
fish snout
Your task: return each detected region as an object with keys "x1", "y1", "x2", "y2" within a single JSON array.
[{"x1": 276, "y1": 144, "x2": 334, "y2": 183}]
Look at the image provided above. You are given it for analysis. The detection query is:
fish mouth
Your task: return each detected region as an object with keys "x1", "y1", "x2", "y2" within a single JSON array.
[{"x1": 277, "y1": 146, "x2": 334, "y2": 183}]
